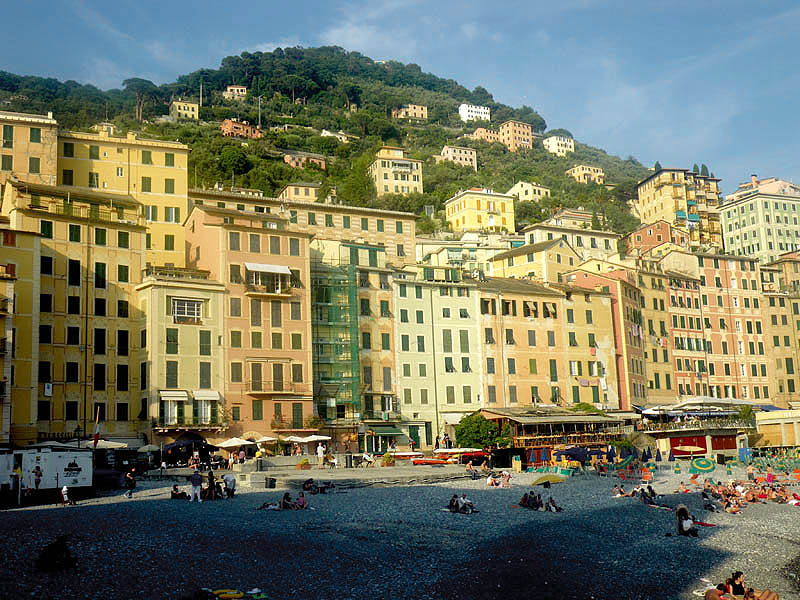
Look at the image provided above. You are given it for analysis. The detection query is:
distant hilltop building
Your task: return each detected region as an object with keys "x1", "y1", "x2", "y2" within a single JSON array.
[
  {"x1": 391, "y1": 104, "x2": 427, "y2": 120},
  {"x1": 169, "y1": 99, "x2": 199, "y2": 120},
  {"x1": 507, "y1": 181, "x2": 550, "y2": 201},
  {"x1": 222, "y1": 85, "x2": 247, "y2": 101},
  {"x1": 458, "y1": 103, "x2": 490, "y2": 122},
  {"x1": 220, "y1": 118, "x2": 263, "y2": 139},
  {"x1": 435, "y1": 145, "x2": 477, "y2": 171},
  {"x1": 566, "y1": 165, "x2": 605, "y2": 185},
  {"x1": 470, "y1": 120, "x2": 532, "y2": 153},
  {"x1": 368, "y1": 146, "x2": 423, "y2": 197},
  {"x1": 283, "y1": 150, "x2": 327, "y2": 170},
  {"x1": 634, "y1": 167, "x2": 722, "y2": 251},
  {"x1": 320, "y1": 129, "x2": 357, "y2": 143},
  {"x1": 445, "y1": 187, "x2": 516, "y2": 233},
  {"x1": 542, "y1": 135, "x2": 574, "y2": 157},
  {"x1": 722, "y1": 175, "x2": 800, "y2": 263}
]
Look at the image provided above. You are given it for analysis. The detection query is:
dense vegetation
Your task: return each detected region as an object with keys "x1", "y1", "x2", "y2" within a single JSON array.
[{"x1": 0, "y1": 46, "x2": 652, "y2": 234}]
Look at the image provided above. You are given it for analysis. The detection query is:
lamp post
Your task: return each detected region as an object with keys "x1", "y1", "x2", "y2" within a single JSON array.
[{"x1": 74, "y1": 426, "x2": 82, "y2": 448}]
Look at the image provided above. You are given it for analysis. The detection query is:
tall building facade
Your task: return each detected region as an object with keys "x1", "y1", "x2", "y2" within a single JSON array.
[
  {"x1": 368, "y1": 146, "x2": 423, "y2": 197},
  {"x1": 0, "y1": 110, "x2": 58, "y2": 187}
]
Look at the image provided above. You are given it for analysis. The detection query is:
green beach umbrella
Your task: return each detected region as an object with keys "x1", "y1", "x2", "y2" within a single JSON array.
[{"x1": 690, "y1": 457, "x2": 715, "y2": 473}]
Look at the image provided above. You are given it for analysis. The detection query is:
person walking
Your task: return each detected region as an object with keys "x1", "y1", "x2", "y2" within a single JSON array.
[
  {"x1": 123, "y1": 468, "x2": 136, "y2": 499},
  {"x1": 316, "y1": 442, "x2": 325, "y2": 469},
  {"x1": 190, "y1": 469, "x2": 203, "y2": 502},
  {"x1": 222, "y1": 473, "x2": 236, "y2": 498},
  {"x1": 32, "y1": 465, "x2": 43, "y2": 490}
]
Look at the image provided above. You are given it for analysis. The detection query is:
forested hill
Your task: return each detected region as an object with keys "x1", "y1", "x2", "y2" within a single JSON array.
[{"x1": 0, "y1": 46, "x2": 652, "y2": 234}]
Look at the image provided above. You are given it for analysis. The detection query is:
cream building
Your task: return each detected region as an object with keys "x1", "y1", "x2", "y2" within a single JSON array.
[
  {"x1": 635, "y1": 168, "x2": 722, "y2": 251},
  {"x1": 0, "y1": 110, "x2": 58, "y2": 187},
  {"x1": 57, "y1": 129, "x2": 190, "y2": 267},
  {"x1": 391, "y1": 104, "x2": 427, "y2": 120},
  {"x1": 542, "y1": 135, "x2": 575, "y2": 157},
  {"x1": 507, "y1": 181, "x2": 550, "y2": 201},
  {"x1": 222, "y1": 85, "x2": 248, "y2": 101},
  {"x1": 137, "y1": 266, "x2": 228, "y2": 445},
  {"x1": 169, "y1": 99, "x2": 199, "y2": 120},
  {"x1": 488, "y1": 238, "x2": 580, "y2": 282},
  {"x1": 277, "y1": 182, "x2": 336, "y2": 203},
  {"x1": 458, "y1": 103, "x2": 490, "y2": 122},
  {"x1": 444, "y1": 188, "x2": 516, "y2": 233},
  {"x1": 756, "y1": 409, "x2": 800, "y2": 447},
  {"x1": 436, "y1": 145, "x2": 477, "y2": 171},
  {"x1": 416, "y1": 232, "x2": 520, "y2": 277},
  {"x1": 393, "y1": 265, "x2": 481, "y2": 446},
  {"x1": 367, "y1": 146, "x2": 423, "y2": 197},
  {"x1": 566, "y1": 165, "x2": 605, "y2": 184}
]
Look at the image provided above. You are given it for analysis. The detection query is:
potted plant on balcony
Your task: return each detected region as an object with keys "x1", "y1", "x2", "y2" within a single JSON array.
[
  {"x1": 296, "y1": 457, "x2": 311, "y2": 470},
  {"x1": 270, "y1": 417, "x2": 289, "y2": 430},
  {"x1": 304, "y1": 415, "x2": 324, "y2": 430},
  {"x1": 380, "y1": 453, "x2": 396, "y2": 467}
]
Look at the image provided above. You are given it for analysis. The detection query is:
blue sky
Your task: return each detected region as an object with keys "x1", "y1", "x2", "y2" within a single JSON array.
[{"x1": 6, "y1": 0, "x2": 800, "y2": 193}]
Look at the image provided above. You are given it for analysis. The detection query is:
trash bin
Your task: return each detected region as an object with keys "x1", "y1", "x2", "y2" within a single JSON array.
[
  {"x1": 266, "y1": 477, "x2": 276, "y2": 489},
  {"x1": 345, "y1": 454, "x2": 353, "y2": 469}
]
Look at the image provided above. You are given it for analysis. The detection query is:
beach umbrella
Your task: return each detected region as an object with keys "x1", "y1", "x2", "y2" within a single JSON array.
[
  {"x1": 616, "y1": 455, "x2": 634, "y2": 470},
  {"x1": 668, "y1": 449, "x2": 675, "y2": 462},
  {"x1": 137, "y1": 444, "x2": 160, "y2": 453},
  {"x1": 674, "y1": 445, "x2": 706, "y2": 456},
  {"x1": 79, "y1": 439, "x2": 127, "y2": 449},
  {"x1": 655, "y1": 448, "x2": 663, "y2": 462},
  {"x1": 255, "y1": 436, "x2": 278, "y2": 443},
  {"x1": 644, "y1": 447, "x2": 653, "y2": 462},
  {"x1": 607, "y1": 445, "x2": 616, "y2": 461},
  {"x1": 631, "y1": 447, "x2": 639, "y2": 460},
  {"x1": 690, "y1": 457, "x2": 716, "y2": 473},
  {"x1": 540, "y1": 447, "x2": 549, "y2": 463},
  {"x1": 533, "y1": 474, "x2": 565, "y2": 486}
]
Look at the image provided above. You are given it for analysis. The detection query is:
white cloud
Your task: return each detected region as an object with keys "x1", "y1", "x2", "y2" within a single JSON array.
[{"x1": 252, "y1": 37, "x2": 302, "y2": 53}]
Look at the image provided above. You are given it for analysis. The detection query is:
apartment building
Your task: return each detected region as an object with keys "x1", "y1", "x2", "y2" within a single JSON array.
[
  {"x1": 762, "y1": 291, "x2": 799, "y2": 408},
  {"x1": 136, "y1": 266, "x2": 228, "y2": 445},
  {"x1": 623, "y1": 221, "x2": 690, "y2": 257},
  {"x1": 635, "y1": 168, "x2": 722, "y2": 251},
  {"x1": 0, "y1": 110, "x2": 58, "y2": 187},
  {"x1": 169, "y1": 99, "x2": 199, "y2": 120},
  {"x1": 277, "y1": 182, "x2": 335, "y2": 203},
  {"x1": 189, "y1": 187, "x2": 416, "y2": 266},
  {"x1": 393, "y1": 265, "x2": 480, "y2": 447},
  {"x1": 566, "y1": 268, "x2": 646, "y2": 410},
  {"x1": 391, "y1": 104, "x2": 428, "y2": 120},
  {"x1": 520, "y1": 218, "x2": 619, "y2": 261},
  {"x1": 283, "y1": 151, "x2": 326, "y2": 170},
  {"x1": 469, "y1": 127, "x2": 500, "y2": 144},
  {"x1": 477, "y1": 278, "x2": 619, "y2": 409},
  {"x1": 416, "y1": 232, "x2": 520, "y2": 276},
  {"x1": 222, "y1": 85, "x2": 248, "y2": 101},
  {"x1": 542, "y1": 135, "x2": 574, "y2": 157},
  {"x1": 185, "y1": 205, "x2": 315, "y2": 439},
  {"x1": 436, "y1": 145, "x2": 477, "y2": 171},
  {"x1": 507, "y1": 181, "x2": 550, "y2": 201},
  {"x1": 310, "y1": 239, "x2": 397, "y2": 448},
  {"x1": 57, "y1": 129, "x2": 190, "y2": 268},
  {"x1": 566, "y1": 165, "x2": 605, "y2": 185},
  {"x1": 499, "y1": 120, "x2": 533, "y2": 152},
  {"x1": 659, "y1": 250, "x2": 770, "y2": 402},
  {"x1": 488, "y1": 239, "x2": 580, "y2": 282},
  {"x1": 636, "y1": 260, "x2": 674, "y2": 404},
  {"x1": 2, "y1": 179, "x2": 147, "y2": 446},
  {"x1": 444, "y1": 188, "x2": 515, "y2": 233},
  {"x1": 722, "y1": 176, "x2": 800, "y2": 263},
  {"x1": 368, "y1": 146, "x2": 423, "y2": 197},
  {"x1": 220, "y1": 119, "x2": 263, "y2": 139},
  {"x1": 458, "y1": 103, "x2": 490, "y2": 122}
]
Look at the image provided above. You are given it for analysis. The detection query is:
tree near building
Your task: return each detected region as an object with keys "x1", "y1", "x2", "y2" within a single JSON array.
[
  {"x1": 123, "y1": 78, "x2": 158, "y2": 122},
  {"x1": 700, "y1": 164, "x2": 709, "y2": 177},
  {"x1": 654, "y1": 161, "x2": 662, "y2": 171},
  {"x1": 454, "y1": 413, "x2": 500, "y2": 448}
]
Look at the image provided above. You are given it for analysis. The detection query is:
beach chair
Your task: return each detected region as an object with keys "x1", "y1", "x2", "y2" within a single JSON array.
[{"x1": 640, "y1": 470, "x2": 653, "y2": 485}]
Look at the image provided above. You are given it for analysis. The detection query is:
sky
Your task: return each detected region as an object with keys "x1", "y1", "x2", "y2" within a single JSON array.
[{"x1": 5, "y1": 0, "x2": 800, "y2": 193}]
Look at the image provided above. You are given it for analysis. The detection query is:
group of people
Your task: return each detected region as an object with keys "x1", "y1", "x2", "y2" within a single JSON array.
[
  {"x1": 698, "y1": 478, "x2": 800, "y2": 515},
  {"x1": 180, "y1": 469, "x2": 236, "y2": 502},
  {"x1": 705, "y1": 571, "x2": 779, "y2": 600},
  {"x1": 486, "y1": 470, "x2": 512, "y2": 487},
  {"x1": 519, "y1": 491, "x2": 563, "y2": 512},
  {"x1": 446, "y1": 494, "x2": 475, "y2": 514},
  {"x1": 434, "y1": 433, "x2": 453, "y2": 450},
  {"x1": 257, "y1": 492, "x2": 309, "y2": 511},
  {"x1": 465, "y1": 460, "x2": 491, "y2": 480}
]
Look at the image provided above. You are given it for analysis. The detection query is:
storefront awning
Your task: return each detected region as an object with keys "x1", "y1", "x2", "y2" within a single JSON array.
[
  {"x1": 192, "y1": 390, "x2": 220, "y2": 401},
  {"x1": 442, "y1": 413, "x2": 467, "y2": 425},
  {"x1": 244, "y1": 262, "x2": 291, "y2": 275},
  {"x1": 159, "y1": 390, "x2": 189, "y2": 401},
  {"x1": 369, "y1": 426, "x2": 404, "y2": 436}
]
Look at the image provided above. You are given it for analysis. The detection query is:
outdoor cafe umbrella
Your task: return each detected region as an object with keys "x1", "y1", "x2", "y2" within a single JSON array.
[
  {"x1": 79, "y1": 439, "x2": 127, "y2": 449},
  {"x1": 673, "y1": 445, "x2": 706, "y2": 456},
  {"x1": 255, "y1": 436, "x2": 278, "y2": 443},
  {"x1": 137, "y1": 444, "x2": 160, "y2": 453},
  {"x1": 690, "y1": 457, "x2": 716, "y2": 473},
  {"x1": 216, "y1": 437, "x2": 257, "y2": 449}
]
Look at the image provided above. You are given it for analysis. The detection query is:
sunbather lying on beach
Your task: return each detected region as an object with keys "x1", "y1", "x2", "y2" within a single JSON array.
[
  {"x1": 675, "y1": 481, "x2": 690, "y2": 494},
  {"x1": 704, "y1": 583, "x2": 734, "y2": 599}
]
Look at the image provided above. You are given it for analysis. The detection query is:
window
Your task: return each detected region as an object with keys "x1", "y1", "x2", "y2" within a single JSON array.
[
  {"x1": 40, "y1": 293, "x2": 52, "y2": 312},
  {"x1": 230, "y1": 331, "x2": 242, "y2": 348},
  {"x1": 141, "y1": 150, "x2": 152, "y2": 164},
  {"x1": 117, "y1": 365, "x2": 129, "y2": 392},
  {"x1": 289, "y1": 238, "x2": 300, "y2": 256},
  {"x1": 94, "y1": 363, "x2": 106, "y2": 391},
  {"x1": 29, "y1": 157, "x2": 40, "y2": 174},
  {"x1": 508, "y1": 358, "x2": 516, "y2": 374},
  {"x1": 63, "y1": 141, "x2": 74, "y2": 157},
  {"x1": 199, "y1": 362, "x2": 211, "y2": 389},
  {"x1": 446, "y1": 386, "x2": 455, "y2": 404},
  {"x1": 0, "y1": 155, "x2": 11, "y2": 171},
  {"x1": 251, "y1": 331, "x2": 262, "y2": 348},
  {"x1": 271, "y1": 332, "x2": 282, "y2": 349},
  {"x1": 442, "y1": 329, "x2": 453, "y2": 353},
  {"x1": 118, "y1": 330, "x2": 129, "y2": 356},
  {"x1": 270, "y1": 236, "x2": 281, "y2": 254},
  {"x1": 94, "y1": 298, "x2": 106, "y2": 316},
  {"x1": 88, "y1": 172, "x2": 99, "y2": 188},
  {"x1": 30, "y1": 127, "x2": 41, "y2": 143},
  {"x1": 66, "y1": 362, "x2": 79, "y2": 383},
  {"x1": 141, "y1": 176, "x2": 151, "y2": 192},
  {"x1": 117, "y1": 265, "x2": 129, "y2": 283},
  {"x1": 172, "y1": 298, "x2": 202, "y2": 323},
  {"x1": 417, "y1": 336, "x2": 425, "y2": 352},
  {"x1": 381, "y1": 333, "x2": 390, "y2": 350},
  {"x1": 199, "y1": 330, "x2": 211, "y2": 356},
  {"x1": 95, "y1": 262, "x2": 106, "y2": 288},
  {"x1": 416, "y1": 310, "x2": 424, "y2": 324},
  {"x1": 165, "y1": 179, "x2": 175, "y2": 194},
  {"x1": 230, "y1": 297, "x2": 241, "y2": 316},
  {"x1": 40, "y1": 220, "x2": 53, "y2": 239},
  {"x1": 165, "y1": 361, "x2": 178, "y2": 388},
  {"x1": 165, "y1": 235, "x2": 175, "y2": 251},
  {"x1": 505, "y1": 329, "x2": 515, "y2": 345},
  {"x1": 290, "y1": 302, "x2": 301, "y2": 320},
  {"x1": 165, "y1": 153, "x2": 175, "y2": 167},
  {"x1": 40, "y1": 255, "x2": 53, "y2": 275},
  {"x1": 362, "y1": 332, "x2": 371, "y2": 349},
  {"x1": 291, "y1": 333, "x2": 302, "y2": 350}
]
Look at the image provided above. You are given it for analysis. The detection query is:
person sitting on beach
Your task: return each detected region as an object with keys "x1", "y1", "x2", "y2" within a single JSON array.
[
  {"x1": 519, "y1": 492, "x2": 530, "y2": 508},
  {"x1": 647, "y1": 485, "x2": 658, "y2": 499},
  {"x1": 675, "y1": 481, "x2": 690, "y2": 494},
  {"x1": 457, "y1": 494, "x2": 474, "y2": 514},
  {"x1": 729, "y1": 571, "x2": 779, "y2": 600},
  {"x1": 499, "y1": 471, "x2": 512, "y2": 488},
  {"x1": 618, "y1": 484, "x2": 627, "y2": 497},
  {"x1": 487, "y1": 473, "x2": 500, "y2": 487},
  {"x1": 256, "y1": 501, "x2": 281, "y2": 511},
  {"x1": 447, "y1": 494, "x2": 460, "y2": 512},
  {"x1": 546, "y1": 496, "x2": 563, "y2": 512},
  {"x1": 280, "y1": 492, "x2": 297, "y2": 510},
  {"x1": 675, "y1": 504, "x2": 698, "y2": 537},
  {"x1": 704, "y1": 583, "x2": 734, "y2": 600},
  {"x1": 465, "y1": 461, "x2": 479, "y2": 480},
  {"x1": 612, "y1": 485, "x2": 620, "y2": 497},
  {"x1": 171, "y1": 485, "x2": 189, "y2": 500},
  {"x1": 532, "y1": 493, "x2": 545, "y2": 511},
  {"x1": 295, "y1": 492, "x2": 308, "y2": 510},
  {"x1": 480, "y1": 460, "x2": 491, "y2": 474}
]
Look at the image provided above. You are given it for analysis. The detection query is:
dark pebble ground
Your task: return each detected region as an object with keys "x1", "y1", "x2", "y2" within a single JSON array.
[{"x1": 1, "y1": 470, "x2": 799, "y2": 600}]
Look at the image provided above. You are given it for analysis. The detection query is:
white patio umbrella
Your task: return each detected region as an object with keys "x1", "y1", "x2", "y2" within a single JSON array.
[
  {"x1": 216, "y1": 437, "x2": 257, "y2": 449},
  {"x1": 137, "y1": 444, "x2": 160, "y2": 453},
  {"x1": 280, "y1": 435, "x2": 307, "y2": 443},
  {"x1": 79, "y1": 439, "x2": 128, "y2": 449},
  {"x1": 302, "y1": 434, "x2": 332, "y2": 443},
  {"x1": 255, "y1": 435, "x2": 278, "y2": 443}
]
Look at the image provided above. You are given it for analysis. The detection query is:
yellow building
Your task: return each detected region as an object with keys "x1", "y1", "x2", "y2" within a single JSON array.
[
  {"x1": 444, "y1": 188, "x2": 515, "y2": 233},
  {"x1": 136, "y1": 266, "x2": 228, "y2": 444},
  {"x1": 507, "y1": 181, "x2": 550, "y2": 201},
  {"x1": 2, "y1": 178, "x2": 147, "y2": 446},
  {"x1": 435, "y1": 145, "x2": 477, "y2": 171},
  {"x1": 755, "y1": 409, "x2": 800, "y2": 447},
  {"x1": 542, "y1": 135, "x2": 574, "y2": 157},
  {"x1": 488, "y1": 239, "x2": 580, "y2": 282},
  {"x1": 0, "y1": 110, "x2": 58, "y2": 188},
  {"x1": 57, "y1": 129, "x2": 189, "y2": 267},
  {"x1": 368, "y1": 146, "x2": 423, "y2": 197},
  {"x1": 635, "y1": 168, "x2": 723, "y2": 251},
  {"x1": 566, "y1": 165, "x2": 605, "y2": 184},
  {"x1": 169, "y1": 99, "x2": 199, "y2": 120},
  {"x1": 498, "y1": 120, "x2": 533, "y2": 152},
  {"x1": 277, "y1": 182, "x2": 336, "y2": 203},
  {"x1": 391, "y1": 104, "x2": 428, "y2": 120}
]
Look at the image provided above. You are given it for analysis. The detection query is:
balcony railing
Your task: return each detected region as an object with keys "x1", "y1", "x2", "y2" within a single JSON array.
[
  {"x1": 29, "y1": 202, "x2": 145, "y2": 226},
  {"x1": 512, "y1": 431, "x2": 623, "y2": 448},
  {"x1": 641, "y1": 418, "x2": 755, "y2": 433},
  {"x1": 362, "y1": 410, "x2": 402, "y2": 421},
  {"x1": 244, "y1": 283, "x2": 293, "y2": 296},
  {"x1": 156, "y1": 416, "x2": 228, "y2": 430},
  {"x1": 173, "y1": 315, "x2": 202, "y2": 325},
  {"x1": 247, "y1": 381, "x2": 298, "y2": 394}
]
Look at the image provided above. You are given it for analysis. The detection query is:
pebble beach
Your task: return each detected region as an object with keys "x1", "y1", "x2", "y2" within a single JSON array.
[{"x1": 2, "y1": 465, "x2": 799, "y2": 600}]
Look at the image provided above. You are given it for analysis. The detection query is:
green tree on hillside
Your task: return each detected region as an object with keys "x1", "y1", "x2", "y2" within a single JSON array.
[
  {"x1": 700, "y1": 164, "x2": 709, "y2": 177},
  {"x1": 692, "y1": 163, "x2": 700, "y2": 174},
  {"x1": 338, "y1": 154, "x2": 376, "y2": 206},
  {"x1": 123, "y1": 78, "x2": 159, "y2": 122},
  {"x1": 654, "y1": 161, "x2": 661, "y2": 171}
]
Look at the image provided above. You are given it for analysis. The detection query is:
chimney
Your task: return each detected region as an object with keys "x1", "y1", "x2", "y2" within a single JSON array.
[{"x1": 751, "y1": 174, "x2": 758, "y2": 188}]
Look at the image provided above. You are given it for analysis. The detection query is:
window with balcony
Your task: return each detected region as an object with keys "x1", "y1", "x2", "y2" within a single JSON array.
[{"x1": 172, "y1": 298, "x2": 202, "y2": 324}]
